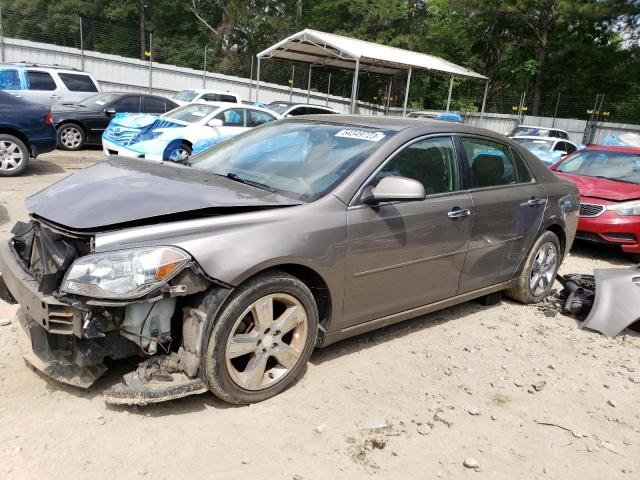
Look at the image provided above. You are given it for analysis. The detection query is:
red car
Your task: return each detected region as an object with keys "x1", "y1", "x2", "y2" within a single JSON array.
[{"x1": 552, "y1": 145, "x2": 640, "y2": 261}]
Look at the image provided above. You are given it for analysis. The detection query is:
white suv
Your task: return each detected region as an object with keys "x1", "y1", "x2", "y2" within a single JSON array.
[
  {"x1": 172, "y1": 89, "x2": 241, "y2": 106},
  {"x1": 0, "y1": 63, "x2": 101, "y2": 106}
]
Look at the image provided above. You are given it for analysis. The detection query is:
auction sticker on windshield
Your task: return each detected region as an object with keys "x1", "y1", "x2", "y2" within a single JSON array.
[{"x1": 335, "y1": 129, "x2": 386, "y2": 142}]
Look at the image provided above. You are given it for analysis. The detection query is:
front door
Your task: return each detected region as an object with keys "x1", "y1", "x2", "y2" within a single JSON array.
[
  {"x1": 343, "y1": 136, "x2": 473, "y2": 328},
  {"x1": 457, "y1": 136, "x2": 547, "y2": 293}
]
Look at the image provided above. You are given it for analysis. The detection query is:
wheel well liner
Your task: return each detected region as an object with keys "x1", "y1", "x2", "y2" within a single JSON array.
[{"x1": 546, "y1": 223, "x2": 566, "y2": 255}]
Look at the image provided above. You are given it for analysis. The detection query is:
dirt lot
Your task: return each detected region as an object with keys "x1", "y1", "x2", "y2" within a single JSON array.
[{"x1": 1, "y1": 150, "x2": 638, "y2": 480}]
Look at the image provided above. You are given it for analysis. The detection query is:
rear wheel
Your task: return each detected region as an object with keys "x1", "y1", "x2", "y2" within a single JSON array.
[
  {"x1": 163, "y1": 141, "x2": 191, "y2": 162},
  {"x1": 205, "y1": 271, "x2": 318, "y2": 404},
  {"x1": 0, "y1": 134, "x2": 29, "y2": 177},
  {"x1": 506, "y1": 231, "x2": 561, "y2": 304},
  {"x1": 57, "y1": 123, "x2": 85, "y2": 150}
]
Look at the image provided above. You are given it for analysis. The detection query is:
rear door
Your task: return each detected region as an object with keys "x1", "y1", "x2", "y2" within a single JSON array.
[
  {"x1": 457, "y1": 136, "x2": 546, "y2": 293},
  {"x1": 142, "y1": 96, "x2": 168, "y2": 114},
  {"x1": 26, "y1": 70, "x2": 62, "y2": 105},
  {"x1": 247, "y1": 109, "x2": 277, "y2": 127},
  {"x1": 343, "y1": 136, "x2": 472, "y2": 328}
]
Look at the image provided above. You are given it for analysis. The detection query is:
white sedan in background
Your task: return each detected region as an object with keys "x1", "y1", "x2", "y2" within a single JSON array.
[
  {"x1": 512, "y1": 136, "x2": 579, "y2": 166},
  {"x1": 172, "y1": 89, "x2": 241, "y2": 106},
  {"x1": 102, "y1": 103, "x2": 280, "y2": 161}
]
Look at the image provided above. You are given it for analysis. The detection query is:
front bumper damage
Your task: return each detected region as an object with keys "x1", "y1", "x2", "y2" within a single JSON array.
[{"x1": 0, "y1": 222, "x2": 228, "y2": 405}]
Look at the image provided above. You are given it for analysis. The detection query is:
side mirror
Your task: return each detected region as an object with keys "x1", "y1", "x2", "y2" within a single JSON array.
[
  {"x1": 362, "y1": 176, "x2": 426, "y2": 204},
  {"x1": 208, "y1": 118, "x2": 223, "y2": 127},
  {"x1": 105, "y1": 108, "x2": 116, "y2": 117},
  {"x1": 557, "y1": 151, "x2": 567, "y2": 156}
]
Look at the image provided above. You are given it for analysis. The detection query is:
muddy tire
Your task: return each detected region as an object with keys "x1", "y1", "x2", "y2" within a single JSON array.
[
  {"x1": 205, "y1": 271, "x2": 318, "y2": 404},
  {"x1": 506, "y1": 231, "x2": 561, "y2": 304}
]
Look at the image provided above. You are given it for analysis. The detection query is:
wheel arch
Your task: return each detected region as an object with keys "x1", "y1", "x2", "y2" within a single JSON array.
[{"x1": 0, "y1": 128, "x2": 31, "y2": 151}]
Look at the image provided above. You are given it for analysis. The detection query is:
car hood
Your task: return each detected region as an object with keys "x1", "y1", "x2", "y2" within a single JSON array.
[
  {"x1": 554, "y1": 171, "x2": 640, "y2": 202},
  {"x1": 26, "y1": 156, "x2": 301, "y2": 230}
]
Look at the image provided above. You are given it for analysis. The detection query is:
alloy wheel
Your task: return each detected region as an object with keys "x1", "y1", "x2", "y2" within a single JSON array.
[
  {"x1": 60, "y1": 126, "x2": 82, "y2": 149},
  {"x1": 0, "y1": 140, "x2": 24, "y2": 172},
  {"x1": 225, "y1": 293, "x2": 309, "y2": 391},
  {"x1": 529, "y1": 242, "x2": 558, "y2": 296},
  {"x1": 168, "y1": 148, "x2": 189, "y2": 162}
]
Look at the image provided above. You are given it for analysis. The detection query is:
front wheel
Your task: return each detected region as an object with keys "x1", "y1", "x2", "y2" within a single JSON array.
[
  {"x1": 205, "y1": 271, "x2": 318, "y2": 404},
  {"x1": 163, "y1": 141, "x2": 191, "y2": 162},
  {"x1": 506, "y1": 231, "x2": 561, "y2": 304}
]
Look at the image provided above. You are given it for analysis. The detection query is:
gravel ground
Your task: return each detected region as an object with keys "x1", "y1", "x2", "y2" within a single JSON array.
[{"x1": 0, "y1": 150, "x2": 638, "y2": 480}]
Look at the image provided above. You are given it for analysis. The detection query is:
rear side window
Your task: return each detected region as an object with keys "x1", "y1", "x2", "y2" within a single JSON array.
[
  {"x1": 27, "y1": 71, "x2": 56, "y2": 91},
  {"x1": 306, "y1": 107, "x2": 336, "y2": 115},
  {"x1": 374, "y1": 137, "x2": 459, "y2": 195},
  {"x1": 201, "y1": 93, "x2": 238, "y2": 103},
  {"x1": 248, "y1": 109, "x2": 276, "y2": 127},
  {"x1": 462, "y1": 137, "x2": 525, "y2": 187},
  {"x1": 142, "y1": 96, "x2": 166, "y2": 113},
  {"x1": 214, "y1": 108, "x2": 245, "y2": 126},
  {"x1": 58, "y1": 73, "x2": 98, "y2": 92},
  {"x1": 0, "y1": 69, "x2": 22, "y2": 90}
]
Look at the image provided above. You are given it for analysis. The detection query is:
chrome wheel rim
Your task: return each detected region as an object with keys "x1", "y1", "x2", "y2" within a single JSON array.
[
  {"x1": 60, "y1": 126, "x2": 82, "y2": 148},
  {"x1": 530, "y1": 242, "x2": 558, "y2": 296},
  {"x1": 168, "y1": 147, "x2": 189, "y2": 162},
  {"x1": 225, "y1": 293, "x2": 309, "y2": 391},
  {"x1": 0, "y1": 140, "x2": 24, "y2": 171}
]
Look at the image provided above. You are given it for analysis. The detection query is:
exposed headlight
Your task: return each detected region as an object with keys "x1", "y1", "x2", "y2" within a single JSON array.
[
  {"x1": 61, "y1": 247, "x2": 190, "y2": 299},
  {"x1": 608, "y1": 200, "x2": 640, "y2": 216}
]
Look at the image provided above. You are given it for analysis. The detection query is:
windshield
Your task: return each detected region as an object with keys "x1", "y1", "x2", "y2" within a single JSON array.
[
  {"x1": 78, "y1": 92, "x2": 122, "y2": 108},
  {"x1": 163, "y1": 103, "x2": 218, "y2": 124},
  {"x1": 510, "y1": 127, "x2": 552, "y2": 137},
  {"x1": 555, "y1": 150, "x2": 640, "y2": 184},
  {"x1": 189, "y1": 121, "x2": 395, "y2": 202},
  {"x1": 267, "y1": 103, "x2": 292, "y2": 115},
  {"x1": 513, "y1": 138, "x2": 554, "y2": 152},
  {"x1": 174, "y1": 90, "x2": 198, "y2": 102}
]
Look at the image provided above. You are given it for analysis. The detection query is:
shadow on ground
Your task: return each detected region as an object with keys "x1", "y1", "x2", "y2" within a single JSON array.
[{"x1": 569, "y1": 240, "x2": 637, "y2": 266}]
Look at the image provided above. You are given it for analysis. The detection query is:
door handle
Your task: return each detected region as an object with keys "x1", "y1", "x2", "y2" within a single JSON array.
[
  {"x1": 527, "y1": 198, "x2": 545, "y2": 207},
  {"x1": 448, "y1": 207, "x2": 472, "y2": 219}
]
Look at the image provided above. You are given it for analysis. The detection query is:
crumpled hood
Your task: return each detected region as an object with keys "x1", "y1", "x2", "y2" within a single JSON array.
[
  {"x1": 554, "y1": 171, "x2": 640, "y2": 202},
  {"x1": 26, "y1": 156, "x2": 300, "y2": 230}
]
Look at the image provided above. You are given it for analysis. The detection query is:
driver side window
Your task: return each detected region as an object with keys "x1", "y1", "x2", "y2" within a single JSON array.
[
  {"x1": 373, "y1": 137, "x2": 459, "y2": 195},
  {"x1": 214, "y1": 108, "x2": 245, "y2": 127}
]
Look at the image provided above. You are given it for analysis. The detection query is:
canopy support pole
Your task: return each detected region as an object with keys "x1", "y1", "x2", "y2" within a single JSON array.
[
  {"x1": 326, "y1": 72, "x2": 331, "y2": 106},
  {"x1": 255, "y1": 57, "x2": 261, "y2": 103},
  {"x1": 402, "y1": 67, "x2": 412, "y2": 116},
  {"x1": 480, "y1": 80, "x2": 489, "y2": 121},
  {"x1": 350, "y1": 59, "x2": 360, "y2": 114},
  {"x1": 307, "y1": 65, "x2": 312, "y2": 103},
  {"x1": 446, "y1": 75, "x2": 454, "y2": 112},
  {"x1": 385, "y1": 78, "x2": 392, "y2": 114}
]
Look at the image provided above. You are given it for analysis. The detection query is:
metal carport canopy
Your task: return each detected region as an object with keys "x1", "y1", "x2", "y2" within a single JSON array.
[{"x1": 255, "y1": 29, "x2": 489, "y2": 114}]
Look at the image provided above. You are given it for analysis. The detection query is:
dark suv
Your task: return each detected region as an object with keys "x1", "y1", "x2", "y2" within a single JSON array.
[{"x1": 0, "y1": 117, "x2": 579, "y2": 404}]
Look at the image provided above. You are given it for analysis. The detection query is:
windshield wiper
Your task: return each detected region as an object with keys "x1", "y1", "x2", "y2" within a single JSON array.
[{"x1": 222, "y1": 172, "x2": 275, "y2": 192}]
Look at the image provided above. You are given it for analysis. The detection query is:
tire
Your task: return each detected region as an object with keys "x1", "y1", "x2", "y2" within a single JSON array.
[
  {"x1": 0, "y1": 134, "x2": 29, "y2": 177},
  {"x1": 163, "y1": 141, "x2": 191, "y2": 162},
  {"x1": 506, "y1": 231, "x2": 562, "y2": 304},
  {"x1": 205, "y1": 271, "x2": 318, "y2": 404},
  {"x1": 57, "y1": 123, "x2": 85, "y2": 150}
]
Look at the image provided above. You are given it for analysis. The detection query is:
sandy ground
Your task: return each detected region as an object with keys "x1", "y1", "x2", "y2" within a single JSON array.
[{"x1": 0, "y1": 150, "x2": 638, "y2": 480}]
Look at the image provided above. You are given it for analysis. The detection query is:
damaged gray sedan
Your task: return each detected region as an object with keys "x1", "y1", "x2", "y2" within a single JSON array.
[{"x1": 0, "y1": 116, "x2": 579, "y2": 405}]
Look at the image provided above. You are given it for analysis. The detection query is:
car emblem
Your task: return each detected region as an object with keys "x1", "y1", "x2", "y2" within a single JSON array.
[{"x1": 114, "y1": 127, "x2": 121, "y2": 133}]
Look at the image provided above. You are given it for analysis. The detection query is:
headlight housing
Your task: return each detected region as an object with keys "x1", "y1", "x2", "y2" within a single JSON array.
[
  {"x1": 61, "y1": 247, "x2": 190, "y2": 299},
  {"x1": 608, "y1": 200, "x2": 640, "y2": 216}
]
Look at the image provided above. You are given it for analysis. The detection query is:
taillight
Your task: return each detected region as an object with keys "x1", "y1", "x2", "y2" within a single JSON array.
[{"x1": 44, "y1": 112, "x2": 52, "y2": 125}]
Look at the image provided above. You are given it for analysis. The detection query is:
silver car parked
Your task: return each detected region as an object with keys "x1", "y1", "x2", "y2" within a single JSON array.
[{"x1": 0, "y1": 116, "x2": 579, "y2": 405}]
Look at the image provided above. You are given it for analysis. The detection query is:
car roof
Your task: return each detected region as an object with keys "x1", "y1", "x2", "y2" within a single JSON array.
[{"x1": 283, "y1": 114, "x2": 509, "y2": 137}]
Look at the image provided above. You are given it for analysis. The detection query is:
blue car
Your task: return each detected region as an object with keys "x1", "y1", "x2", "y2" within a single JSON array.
[{"x1": 0, "y1": 91, "x2": 56, "y2": 176}]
